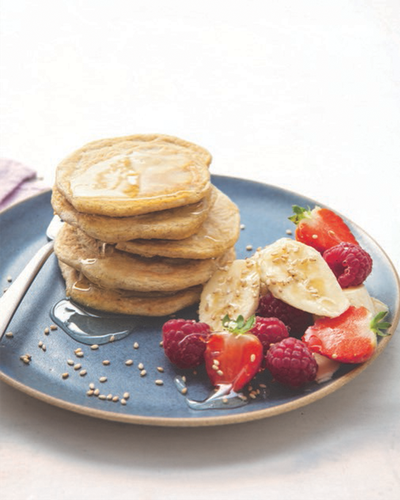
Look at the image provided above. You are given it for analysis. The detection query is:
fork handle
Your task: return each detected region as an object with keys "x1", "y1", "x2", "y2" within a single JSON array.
[{"x1": 0, "y1": 240, "x2": 55, "y2": 340}]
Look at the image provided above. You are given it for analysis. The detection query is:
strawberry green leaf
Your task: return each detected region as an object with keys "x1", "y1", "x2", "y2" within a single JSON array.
[
  {"x1": 370, "y1": 311, "x2": 391, "y2": 337},
  {"x1": 222, "y1": 314, "x2": 255, "y2": 334},
  {"x1": 288, "y1": 205, "x2": 311, "y2": 225}
]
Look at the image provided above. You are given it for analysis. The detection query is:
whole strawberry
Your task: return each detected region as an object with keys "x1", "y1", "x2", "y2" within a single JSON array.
[
  {"x1": 257, "y1": 292, "x2": 313, "y2": 338},
  {"x1": 162, "y1": 319, "x2": 211, "y2": 369},
  {"x1": 289, "y1": 205, "x2": 358, "y2": 253},
  {"x1": 249, "y1": 316, "x2": 289, "y2": 354},
  {"x1": 323, "y1": 242, "x2": 373, "y2": 288},
  {"x1": 265, "y1": 337, "x2": 318, "y2": 387}
]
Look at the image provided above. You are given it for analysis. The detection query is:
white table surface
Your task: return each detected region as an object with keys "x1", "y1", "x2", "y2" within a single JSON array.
[{"x1": 1, "y1": 1, "x2": 399, "y2": 499}]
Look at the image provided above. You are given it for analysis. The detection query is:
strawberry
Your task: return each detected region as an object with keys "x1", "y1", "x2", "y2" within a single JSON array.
[
  {"x1": 204, "y1": 315, "x2": 263, "y2": 392},
  {"x1": 289, "y1": 205, "x2": 358, "y2": 253},
  {"x1": 302, "y1": 306, "x2": 391, "y2": 364}
]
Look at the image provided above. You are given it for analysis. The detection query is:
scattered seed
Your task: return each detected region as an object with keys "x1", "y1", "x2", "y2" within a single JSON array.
[
  {"x1": 44, "y1": 327, "x2": 50, "y2": 335},
  {"x1": 109, "y1": 335, "x2": 115, "y2": 342},
  {"x1": 138, "y1": 362, "x2": 144, "y2": 370},
  {"x1": 76, "y1": 351, "x2": 84, "y2": 358},
  {"x1": 112, "y1": 396, "x2": 119, "y2": 402},
  {"x1": 240, "y1": 224, "x2": 246, "y2": 230},
  {"x1": 250, "y1": 354, "x2": 256, "y2": 362},
  {"x1": 62, "y1": 372, "x2": 69, "y2": 379},
  {"x1": 123, "y1": 392, "x2": 130, "y2": 399},
  {"x1": 286, "y1": 229, "x2": 293, "y2": 235},
  {"x1": 120, "y1": 398, "x2": 127, "y2": 405},
  {"x1": 246, "y1": 245, "x2": 253, "y2": 251},
  {"x1": 98, "y1": 394, "x2": 106, "y2": 400},
  {"x1": 86, "y1": 389, "x2": 94, "y2": 396},
  {"x1": 181, "y1": 387, "x2": 188, "y2": 395},
  {"x1": 159, "y1": 341, "x2": 163, "y2": 347},
  {"x1": 133, "y1": 342, "x2": 139, "y2": 349},
  {"x1": 222, "y1": 397, "x2": 229, "y2": 404},
  {"x1": 155, "y1": 379, "x2": 164, "y2": 386},
  {"x1": 157, "y1": 367, "x2": 164, "y2": 373},
  {"x1": 125, "y1": 359, "x2": 133, "y2": 366},
  {"x1": 38, "y1": 341, "x2": 43, "y2": 348},
  {"x1": 79, "y1": 369, "x2": 87, "y2": 377},
  {"x1": 5, "y1": 331, "x2": 13, "y2": 338},
  {"x1": 312, "y1": 234, "x2": 318, "y2": 239},
  {"x1": 106, "y1": 394, "x2": 113, "y2": 401},
  {"x1": 67, "y1": 359, "x2": 74, "y2": 366},
  {"x1": 90, "y1": 344, "x2": 99, "y2": 350},
  {"x1": 140, "y1": 369, "x2": 147, "y2": 377},
  {"x1": 102, "y1": 360, "x2": 110, "y2": 366},
  {"x1": 99, "y1": 376, "x2": 107, "y2": 383},
  {"x1": 50, "y1": 324, "x2": 58, "y2": 331},
  {"x1": 89, "y1": 382, "x2": 95, "y2": 390},
  {"x1": 74, "y1": 363, "x2": 82, "y2": 371},
  {"x1": 94, "y1": 388, "x2": 100, "y2": 396},
  {"x1": 7, "y1": 276, "x2": 12, "y2": 282},
  {"x1": 182, "y1": 376, "x2": 186, "y2": 383},
  {"x1": 217, "y1": 370, "x2": 224, "y2": 376}
]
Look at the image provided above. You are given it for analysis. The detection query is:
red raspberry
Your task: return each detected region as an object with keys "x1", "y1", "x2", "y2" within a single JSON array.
[
  {"x1": 249, "y1": 316, "x2": 289, "y2": 355},
  {"x1": 257, "y1": 292, "x2": 313, "y2": 338},
  {"x1": 265, "y1": 337, "x2": 317, "y2": 387},
  {"x1": 162, "y1": 319, "x2": 211, "y2": 369},
  {"x1": 323, "y1": 242, "x2": 373, "y2": 288}
]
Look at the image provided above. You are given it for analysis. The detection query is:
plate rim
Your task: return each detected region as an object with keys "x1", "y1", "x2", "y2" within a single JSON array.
[{"x1": 0, "y1": 177, "x2": 399, "y2": 427}]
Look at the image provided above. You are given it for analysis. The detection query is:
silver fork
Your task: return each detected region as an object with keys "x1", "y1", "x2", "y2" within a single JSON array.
[{"x1": 0, "y1": 214, "x2": 63, "y2": 340}]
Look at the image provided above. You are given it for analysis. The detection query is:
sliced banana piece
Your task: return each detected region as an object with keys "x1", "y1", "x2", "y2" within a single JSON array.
[
  {"x1": 344, "y1": 285, "x2": 389, "y2": 315},
  {"x1": 199, "y1": 258, "x2": 260, "y2": 330},
  {"x1": 256, "y1": 238, "x2": 349, "y2": 317}
]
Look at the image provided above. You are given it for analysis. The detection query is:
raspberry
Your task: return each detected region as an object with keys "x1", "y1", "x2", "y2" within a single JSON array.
[
  {"x1": 323, "y1": 242, "x2": 373, "y2": 288},
  {"x1": 257, "y1": 292, "x2": 313, "y2": 338},
  {"x1": 162, "y1": 319, "x2": 211, "y2": 369},
  {"x1": 265, "y1": 337, "x2": 317, "y2": 387},
  {"x1": 249, "y1": 316, "x2": 289, "y2": 354}
]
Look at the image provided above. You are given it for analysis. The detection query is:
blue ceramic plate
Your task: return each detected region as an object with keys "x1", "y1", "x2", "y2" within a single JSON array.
[{"x1": 0, "y1": 176, "x2": 399, "y2": 426}]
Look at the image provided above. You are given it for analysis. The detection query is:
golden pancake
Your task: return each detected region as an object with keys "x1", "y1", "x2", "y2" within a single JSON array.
[
  {"x1": 51, "y1": 186, "x2": 215, "y2": 243},
  {"x1": 55, "y1": 134, "x2": 212, "y2": 217},
  {"x1": 115, "y1": 188, "x2": 240, "y2": 259},
  {"x1": 54, "y1": 223, "x2": 236, "y2": 292},
  {"x1": 58, "y1": 262, "x2": 202, "y2": 316}
]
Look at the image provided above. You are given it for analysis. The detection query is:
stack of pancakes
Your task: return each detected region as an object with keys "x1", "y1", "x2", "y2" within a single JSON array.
[{"x1": 51, "y1": 134, "x2": 240, "y2": 316}]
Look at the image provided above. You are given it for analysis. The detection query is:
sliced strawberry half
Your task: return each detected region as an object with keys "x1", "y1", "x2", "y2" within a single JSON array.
[
  {"x1": 302, "y1": 306, "x2": 390, "y2": 364},
  {"x1": 289, "y1": 205, "x2": 358, "y2": 253},
  {"x1": 204, "y1": 315, "x2": 263, "y2": 392}
]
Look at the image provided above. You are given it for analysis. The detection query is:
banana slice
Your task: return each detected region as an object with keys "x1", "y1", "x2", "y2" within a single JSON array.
[
  {"x1": 199, "y1": 258, "x2": 260, "y2": 330},
  {"x1": 344, "y1": 285, "x2": 389, "y2": 315},
  {"x1": 256, "y1": 238, "x2": 349, "y2": 317}
]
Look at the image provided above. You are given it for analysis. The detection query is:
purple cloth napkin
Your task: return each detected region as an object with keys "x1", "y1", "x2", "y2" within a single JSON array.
[{"x1": 0, "y1": 158, "x2": 49, "y2": 211}]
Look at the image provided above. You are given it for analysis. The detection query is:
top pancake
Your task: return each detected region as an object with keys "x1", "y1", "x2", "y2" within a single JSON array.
[{"x1": 55, "y1": 134, "x2": 212, "y2": 217}]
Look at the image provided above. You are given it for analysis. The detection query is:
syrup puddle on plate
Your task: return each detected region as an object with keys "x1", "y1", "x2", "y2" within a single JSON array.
[
  {"x1": 51, "y1": 298, "x2": 133, "y2": 345},
  {"x1": 174, "y1": 375, "x2": 249, "y2": 410}
]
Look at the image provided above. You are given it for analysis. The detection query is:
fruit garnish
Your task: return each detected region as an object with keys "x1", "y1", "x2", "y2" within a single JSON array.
[
  {"x1": 199, "y1": 258, "x2": 260, "y2": 331},
  {"x1": 289, "y1": 205, "x2": 358, "y2": 253},
  {"x1": 204, "y1": 315, "x2": 263, "y2": 392},
  {"x1": 302, "y1": 306, "x2": 391, "y2": 364},
  {"x1": 256, "y1": 238, "x2": 349, "y2": 317},
  {"x1": 323, "y1": 242, "x2": 373, "y2": 288},
  {"x1": 248, "y1": 316, "x2": 289, "y2": 355},
  {"x1": 162, "y1": 318, "x2": 211, "y2": 369},
  {"x1": 257, "y1": 291, "x2": 313, "y2": 338},
  {"x1": 265, "y1": 337, "x2": 318, "y2": 387}
]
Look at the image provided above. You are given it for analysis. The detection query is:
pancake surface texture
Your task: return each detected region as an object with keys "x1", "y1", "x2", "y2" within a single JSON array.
[
  {"x1": 54, "y1": 223, "x2": 236, "y2": 293},
  {"x1": 51, "y1": 186, "x2": 214, "y2": 242},
  {"x1": 59, "y1": 262, "x2": 202, "y2": 316},
  {"x1": 56, "y1": 134, "x2": 212, "y2": 217},
  {"x1": 116, "y1": 188, "x2": 240, "y2": 259}
]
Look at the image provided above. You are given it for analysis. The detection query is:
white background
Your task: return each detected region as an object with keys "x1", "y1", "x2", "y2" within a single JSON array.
[{"x1": 0, "y1": 1, "x2": 399, "y2": 499}]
